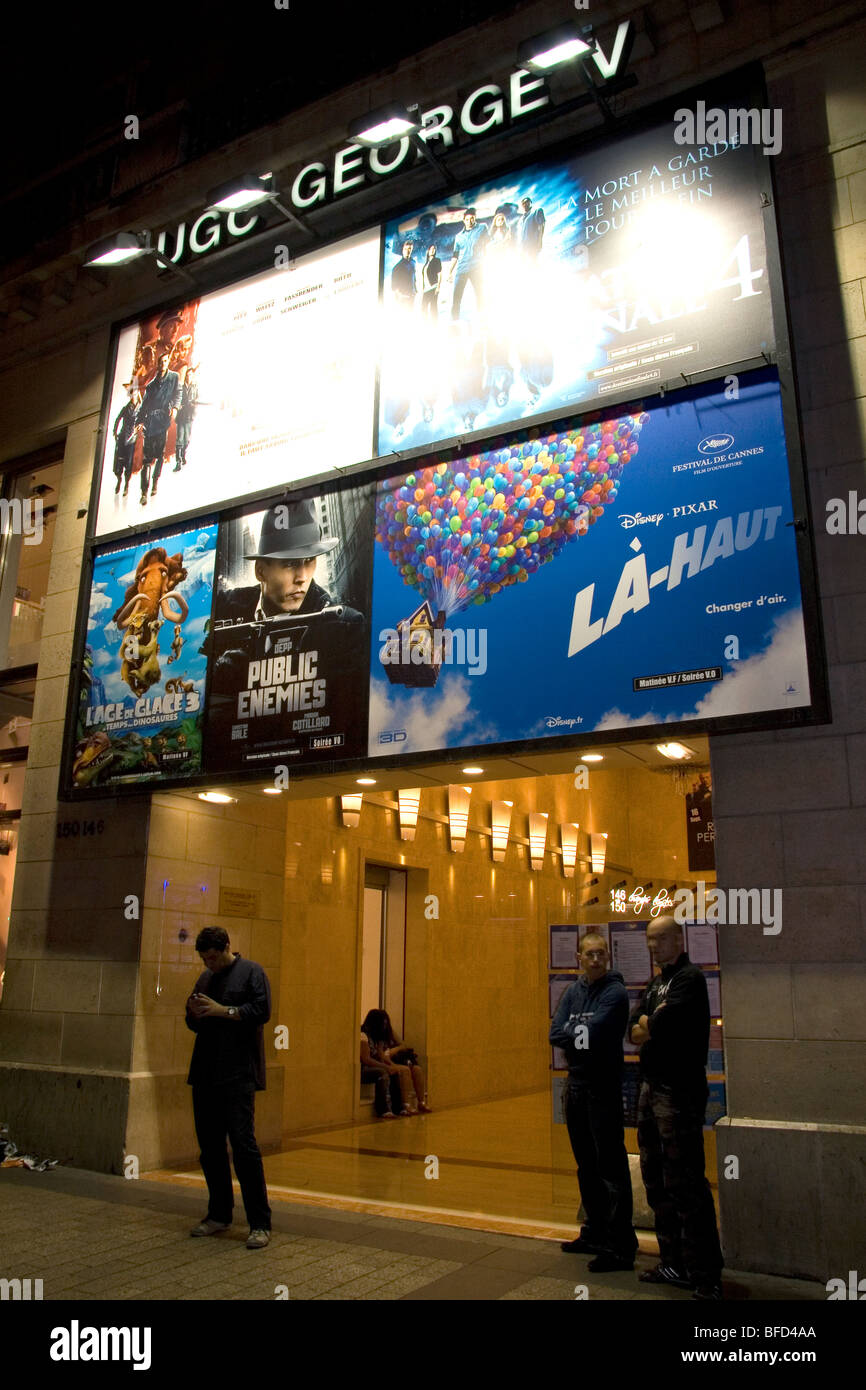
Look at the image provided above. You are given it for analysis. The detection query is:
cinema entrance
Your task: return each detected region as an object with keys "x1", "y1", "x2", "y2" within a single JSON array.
[{"x1": 141, "y1": 736, "x2": 721, "y2": 1238}]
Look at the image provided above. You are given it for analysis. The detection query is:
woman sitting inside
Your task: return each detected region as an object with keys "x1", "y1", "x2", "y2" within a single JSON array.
[{"x1": 360, "y1": 1009, "x2": 431, "y2": 1118}]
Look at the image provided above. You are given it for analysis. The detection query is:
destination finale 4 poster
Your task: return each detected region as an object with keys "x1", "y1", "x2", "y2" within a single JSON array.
[
  {"x1": 378, "y1": 108, "x2": 773, "y2": 455},
  {"x1": 368, "y1": 368, "x2": 810, "y2": 759}
]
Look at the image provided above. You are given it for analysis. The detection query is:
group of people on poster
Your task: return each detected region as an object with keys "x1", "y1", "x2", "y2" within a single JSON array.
[
  {"x1": 383, "y1": 195, "x2": 554, "y2": 440},
  {"x1": 110, "y1": 310, "x2": 200, "y2": 507}
]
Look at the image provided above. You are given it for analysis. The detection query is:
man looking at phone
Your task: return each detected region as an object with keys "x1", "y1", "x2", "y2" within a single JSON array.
[{"x1": 185, "y1": 926, "x2": 272, "y2": 1249}]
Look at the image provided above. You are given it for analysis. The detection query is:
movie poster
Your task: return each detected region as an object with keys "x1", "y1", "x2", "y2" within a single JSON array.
[
  {"x1": 94, "y1": 231, "x2": 381, "y2": 537},
  {"x1": 378, "y1": 114, "x2": 772, "y2": 454},
  {"x1": 71, "y1": 524, "x2": 217, "y2": 788},
  {"x1": 368, "y1": 368, "x2": 810, "y2": 758},
  {"x1": 686, "y1": 770, "x2": 716, "y2": 871},
  {"x1": 203, "y1": 484, "x2": 376, "y2": 773}
]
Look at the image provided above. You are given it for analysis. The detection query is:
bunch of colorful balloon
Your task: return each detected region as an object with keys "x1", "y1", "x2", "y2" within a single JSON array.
[{"x1": 376, "y1": 412, "x2": 649, "y2": 617}]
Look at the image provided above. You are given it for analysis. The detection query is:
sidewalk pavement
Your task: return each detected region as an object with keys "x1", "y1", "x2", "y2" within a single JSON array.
[{"x1": 0, "y1": 1166, "x2": 826, "y2": 1302}]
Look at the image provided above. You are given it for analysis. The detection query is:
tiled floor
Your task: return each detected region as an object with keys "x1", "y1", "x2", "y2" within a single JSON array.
[
  {"x1": 153, "y1": 1090, "x2": 716, "y2": 1239},
  {"x1": 0, "y1": 1165, "x2": 824, "y2": 1302}
]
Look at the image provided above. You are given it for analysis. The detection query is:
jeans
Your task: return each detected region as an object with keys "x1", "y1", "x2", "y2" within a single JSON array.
[
  {"x1": 565, "y1": 1081, "x2": 637, "y2": 1259},
  {"x1": 637, "y1": 1079, "x2": 722, "y2": 1284},
  {"x1": 192, "y1": 1083, "x2": 271, "y2": 1230},
  {"x1": 450, "y1": 265, "x2": 484, "y2": 319}
]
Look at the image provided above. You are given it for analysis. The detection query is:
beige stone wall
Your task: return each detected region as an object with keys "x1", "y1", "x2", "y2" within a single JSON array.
[
  {"x1": 715, "y1": 37, "x2": 866, "y2": 1279},
  {"x1": 0, "y1": 329, "x2": 156, "y2": 1169},
  {"x1": 126, "y1": 790, "x2": 287, "y2": 1170}
]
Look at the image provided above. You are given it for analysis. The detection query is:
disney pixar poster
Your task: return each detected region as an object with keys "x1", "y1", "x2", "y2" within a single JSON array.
[
  {"x1": 70, "y1": 524, "x2": 217, "y2": 788},
  {"x1": 368, "y1": 368, "x2": 811, "y2": 757}
]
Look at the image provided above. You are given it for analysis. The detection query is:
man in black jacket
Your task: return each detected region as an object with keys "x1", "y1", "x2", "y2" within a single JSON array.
[
  {"x1": 138, "y1": 352, "x2": 181, "y2": 504},
  {"x1": 215, "y1": 499, "x2": 359, "y2": 625},
  {"x1": 629, "y1": 916, "x2": 723, "y2": 1299},
  {"x1": 550, "y1": 932, "x2": 637, "y2": 1271},
  {"x1": 185, "y1": 926, "x2": 272, "y2": 1249}
]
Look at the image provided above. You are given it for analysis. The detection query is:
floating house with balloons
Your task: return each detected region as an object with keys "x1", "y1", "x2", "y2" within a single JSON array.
[{"x1": 384, "y1": 599, "x2": 447, "y2": 688}]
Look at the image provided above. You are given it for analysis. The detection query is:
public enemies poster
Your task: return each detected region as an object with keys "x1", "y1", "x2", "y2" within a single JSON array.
[
  {"x1": 70, "y1": 524, "x2": 217, "y2": 788},
  {"x1": 378, "y1": 104, "x2": 773, "y2": 455},
  {"x1": 204, "y1": 485, "x2": 376, "y2": 773}
]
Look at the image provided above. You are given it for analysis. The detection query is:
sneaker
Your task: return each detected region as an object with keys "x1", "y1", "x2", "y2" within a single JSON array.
[
  {"x1": 638, "y1": 1263, "x2": 692, "y2": 1289},
  {"x1": 190, "y1": 1218, "x2": 230, "y2": 1237},
  {"x1": 246, "y1": 1229, "x2": 270, "y2": 1249},
  {"x1": 693, "y1": 1283, "x2": 723, "y2": 1301},
  {"x1": 588, "y1": 1252, "x2": 635, "y2": 1273},
  {"x1": 560, "y1": 1236, "x2": 599, "y2": 1254}
]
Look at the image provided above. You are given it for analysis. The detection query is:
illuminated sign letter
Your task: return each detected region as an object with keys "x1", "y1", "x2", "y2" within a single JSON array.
[
  {"x1": 460, "y1": 84, "x2": 505, "y2": 136},
  {"x1": 292, "y1": 162, "x2": 328, "y2": 208}
]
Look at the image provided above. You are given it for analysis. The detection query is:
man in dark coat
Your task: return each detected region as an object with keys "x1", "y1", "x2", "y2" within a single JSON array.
[
  {"x1": 216, "y1": 499, "x2": 361, "y2": 624},
  {"x1": 173, "y1": 364, "x2": 199, "y2": 471},
  {"x1": 139, "y1": 351, "x2": 181, "y2": 504},
  {"x1": 186, "y1": 926, "x2": 272, "y2": 1249},
  {"x1": 111, "y1": 385, "x2": 141, "y2": 496},
  {"x1": 518, "y1": 196, "x2": 546, "y2": 259},
  {"x1": 550, "y1": 931, "x2": 637, "y2": 1271},
  {"x1": 629, "y1": 916, "x2": 723, "y2": 1299}
]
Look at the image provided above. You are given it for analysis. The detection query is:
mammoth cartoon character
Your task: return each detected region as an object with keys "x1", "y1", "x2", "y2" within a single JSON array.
[{"x1": 114, "y1": 547, "x2": 189, "y2": 696}]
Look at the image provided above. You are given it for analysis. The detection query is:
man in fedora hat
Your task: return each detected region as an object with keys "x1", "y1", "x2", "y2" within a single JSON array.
[{"x1": 218, "y1": 500, "x2": 362, "y2": 624}]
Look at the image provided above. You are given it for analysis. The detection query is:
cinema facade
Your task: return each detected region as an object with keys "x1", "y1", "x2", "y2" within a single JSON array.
[{"x1": 0, "y1": 0, "x2": 863, "y2": 1284}]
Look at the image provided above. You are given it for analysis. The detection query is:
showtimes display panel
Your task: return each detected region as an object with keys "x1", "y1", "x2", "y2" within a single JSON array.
[
  {"x1": 378, "y1": 113, "x2": 774, "y2": 454},
  {"x1": 93, "y1": 231, "x2": 381, "y2": 538},
  {"x1": 368, "y1": 369, "x2": 810, "y2": 757}
]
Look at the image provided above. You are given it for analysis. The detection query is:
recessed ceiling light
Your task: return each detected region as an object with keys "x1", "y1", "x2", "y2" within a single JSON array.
[
  {"x1": 462, "y1": 766, "x2": 484, "y2": 775},
  {"x1": 198, "y1": 792, "x2": 237, "y2": 805},
  {"x1": 356, "y1": 777, "x2": 376, "y2": 785},
  {"x1": 656, "y1": 742, "x2": 695, "y2": 760},
  {"x1": 262, "y1": 787, "x2": 282, "y2": 796},
  {"x1": 580, "y1": 753, "x2": 604, "y2": 762}
]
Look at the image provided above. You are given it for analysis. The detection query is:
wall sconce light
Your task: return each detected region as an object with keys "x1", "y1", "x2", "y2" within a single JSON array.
[
  {"x1": 490, "y1": 800, "x2": 513, "y2": 861},
  {"x1": 340, "y1": 793, "x2": 363, "y2": 828},
  {"x1": 398, "y1": 788, "x2": 421, "y2": 841},
  {"x1": 528, "y1": 812, "x2": 548, "y2": 871},
  {"x1": 560, "y1": 822, "x2": 579, "y2": 877},
  {"x1": 590, "y1": 832, "x2": 608, "y2": 874},
  {"x1": 448, "y1": 785, "x2": 472, "y2": 852}
]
